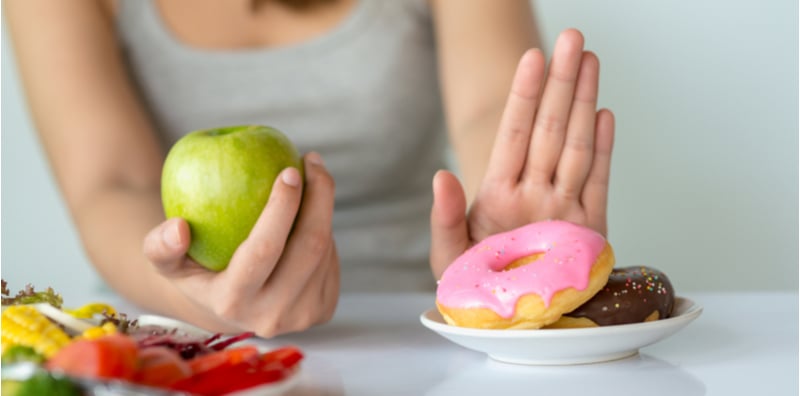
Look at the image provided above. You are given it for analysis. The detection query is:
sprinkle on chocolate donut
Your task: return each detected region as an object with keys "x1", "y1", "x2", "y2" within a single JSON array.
[{"x1": 552, "y1": 266, "x2": 675, "y2": 327}]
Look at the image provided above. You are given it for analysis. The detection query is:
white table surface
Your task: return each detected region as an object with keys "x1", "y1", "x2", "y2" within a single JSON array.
[{"x1": 81, "y1": 291, "x2": 798, "y2": 395}]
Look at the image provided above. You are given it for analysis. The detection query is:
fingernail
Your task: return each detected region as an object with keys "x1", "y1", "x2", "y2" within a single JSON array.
[
  {"x1": 306, "y1": 152, "x2": 324, "y2": 166},
  {"x1": 163, "y1": 220, "x2": 181, "y2": 248},
  {"x1": 281, "y1": 167, "x2": 301, "y2": 187}
]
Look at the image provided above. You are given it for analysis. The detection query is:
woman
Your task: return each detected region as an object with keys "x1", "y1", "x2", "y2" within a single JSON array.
[{"x1": 5, "y1": 0, "x2": 613, "y2": 337}]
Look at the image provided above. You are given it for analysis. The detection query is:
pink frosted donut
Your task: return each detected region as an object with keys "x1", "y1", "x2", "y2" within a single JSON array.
[{"x1": 435, "y1": 220, "x2": 615, "y2": 329}]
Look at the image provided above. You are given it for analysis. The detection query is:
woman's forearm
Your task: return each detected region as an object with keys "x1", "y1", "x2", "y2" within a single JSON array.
[
  {"x1": 5, "y1": 1, "x2": 237, "y2": 331},
  {"x1": 73, "y1": 184, "x2": 237, "y2": 332},
  {"x1": 430, "y1": 0, "x2": 541, "y2": 202},
  {"x1": 74, "y1": 184, "x2": 167, "y2": 308}
]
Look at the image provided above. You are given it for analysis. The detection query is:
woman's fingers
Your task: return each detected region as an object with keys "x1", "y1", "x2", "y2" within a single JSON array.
[
  {"x1": 429, "y1": 170, "x2": 470, "y2": 278},
  {"x1": 143, "y1": 217, "x2": 193, "y2": 276},
  {"x1": 271, "y1": 242, "x2": 340, "y2": 336},
  {"x1": 581, "y1": 108, "x2": 615, "y2": 236},
  {"x1": 263, "y1": 152, "x2": 336, "y2": 305},
  {"x1": 239, "y1": 152, "x2": 337, "y2": 337},
  {"x1": 524, "y1": 28, "x2": 585, "y2": 183},
  {"x1": 554, "y1": 51, "x2": 600, "y2": 198},
  {"x1": 222, "y1": 166, "x2": 304, "y2": 296},
  {"x1": 319, "y1": 243, "x2": 340, "y2": 322},
  {"x1": 484, "y1": 48, "x2": 546, "y2": 185}
]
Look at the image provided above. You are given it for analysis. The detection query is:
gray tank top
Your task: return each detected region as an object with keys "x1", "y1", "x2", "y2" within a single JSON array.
[{"x1": 116, "y1": 0, "x2": 446, "y2": 291}]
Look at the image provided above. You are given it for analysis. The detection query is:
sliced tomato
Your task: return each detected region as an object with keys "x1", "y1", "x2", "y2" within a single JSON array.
[
  {"x1": 134, "y1": 346, "x2": 192, "y2": 388},
  {"x1": 171, "y1": 345, "x2": 303, "y2": 395},
  {"x1": 171, "y1": 361, "x2": 287, "y2": 395},
  {"x1": 259, "y1": 346, "x2": 303, "y2": 370},
  {"x1": 187, "y1": 345, "x2": 260, "y2": 375},
  {"x1": 46, "y1": 334, "x2": 139, "y2": 381}
]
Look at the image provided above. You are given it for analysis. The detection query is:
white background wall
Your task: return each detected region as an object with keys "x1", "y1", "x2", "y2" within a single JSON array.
[{"x1": 2, "y1": 1, "x2": 797, "y2": 301}]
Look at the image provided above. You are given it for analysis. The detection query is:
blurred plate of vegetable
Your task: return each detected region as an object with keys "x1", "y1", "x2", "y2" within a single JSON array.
[{"x1": 1, "y1": 280, "x2": 302, "y2": 395}]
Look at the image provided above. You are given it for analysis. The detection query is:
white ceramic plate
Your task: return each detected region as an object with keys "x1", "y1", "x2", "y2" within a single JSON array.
[
  {"x1": 136, "y1": 314, "x2": 215, "y2": 337},
  {"x1": 420, "y1": 297, "x2": 702, "y2": 365},
  {"x1": 2, "y1": 311, "x2": 301, "y2": 395},
  {"x1": 135, "y1": 314, "x2": 302, "y2": 395}
]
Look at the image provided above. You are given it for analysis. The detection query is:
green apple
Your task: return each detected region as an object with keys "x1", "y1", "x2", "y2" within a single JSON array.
[{"x1": 161, "y1": 125, "x2": 303, "y2": 271}]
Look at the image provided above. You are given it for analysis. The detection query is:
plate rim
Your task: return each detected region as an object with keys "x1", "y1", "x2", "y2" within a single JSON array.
[
  {"x1": 136, "y1": 313, "x2": 215, "y2": 337},
  {"x1": 420, "y1": 296, "x2": 703, "y2": 338}
]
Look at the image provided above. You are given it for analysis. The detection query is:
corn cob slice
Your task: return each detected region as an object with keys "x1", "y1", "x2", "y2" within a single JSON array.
[
  {"x1": 79, "y1": 322, "x2": 118, "y2": 340},
  {"x1": 1, "y1": 305, "x2": 72, "y2": 358},
  {"x1": 64, "y1": 302, "x2": 117, "y2": 319}
]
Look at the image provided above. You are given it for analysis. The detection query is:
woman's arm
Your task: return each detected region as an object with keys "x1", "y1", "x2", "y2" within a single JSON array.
[
  {"x1": 4, "y1": 0, "x2": 339, "y2": 336},
  {"x1": 429, "y1": 0, "x2": 541, "y2": 200},
  {"x1": 4, "y1": 0, "x2": 181, "y2": 307}
]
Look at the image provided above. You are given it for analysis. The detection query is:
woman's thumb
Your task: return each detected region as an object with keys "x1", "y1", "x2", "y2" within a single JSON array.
[
  {"x1": 143, "y1": 217, "x2": 190, "y2": 275},
  {"x1": 430, "y1": 170, "x2": 470, "y2": 279}
]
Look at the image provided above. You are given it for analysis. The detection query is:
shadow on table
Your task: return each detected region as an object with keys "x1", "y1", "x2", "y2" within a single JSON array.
[
  {"x1": 256, "y1": 317, "x2": 459, "y2": 395},
  {"x1": 424, "y1": 353, "x2": 706, "y2": 396},
  {"x1": 646, "y1": 307, "x2": 759, "y2": 365},
  {"x1": 271, "y1": 315, "x2": 446, "y2": 351},
  {"x1": 280, "y1": 357, "x2": 346, "y2": 396}
]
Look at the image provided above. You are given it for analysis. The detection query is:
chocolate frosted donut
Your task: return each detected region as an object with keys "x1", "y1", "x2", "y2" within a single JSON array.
[{"x1": 546, "y1": 266, "x2": 675, "y2": 328}]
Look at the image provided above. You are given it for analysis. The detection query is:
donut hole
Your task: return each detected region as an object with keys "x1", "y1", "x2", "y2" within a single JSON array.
[{"x1": 502, "y1": 252, "x2": 545, "y2": 271}]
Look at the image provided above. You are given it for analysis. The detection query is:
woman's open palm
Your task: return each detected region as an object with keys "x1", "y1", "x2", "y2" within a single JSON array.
[{"x1": 431, "y1": 29, "x2": 615, "y2": 277}]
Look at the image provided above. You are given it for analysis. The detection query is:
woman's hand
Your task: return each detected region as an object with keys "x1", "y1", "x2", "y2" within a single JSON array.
[
  {"x1": 430, "y1": 29, "x2": 615, "y2": 277},
  {"x1": 143, "y1": 152, "x2": 340, "y2": 337}
]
